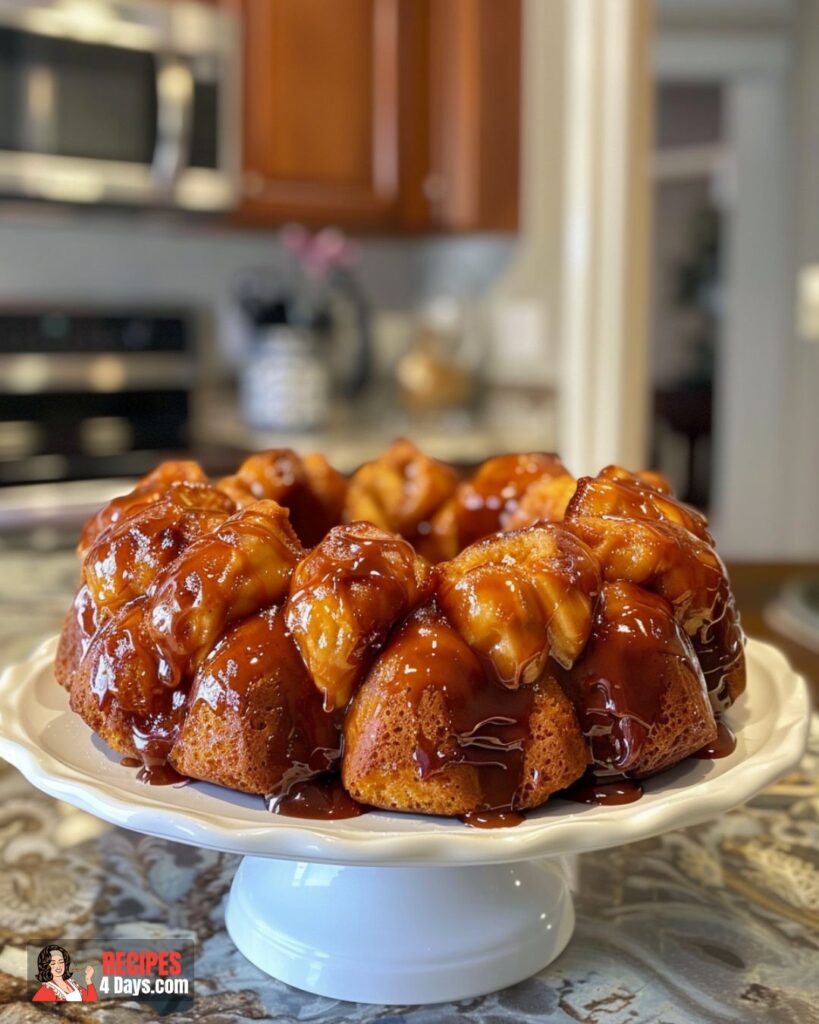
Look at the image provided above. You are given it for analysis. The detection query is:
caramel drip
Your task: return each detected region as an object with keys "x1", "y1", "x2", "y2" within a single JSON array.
[
  {"x1": 384, "y1": 605, "x2": 535, "y2": 813},
  {"x1": 563, "y1": 514, "x2": 745, "y2": 707},
  {"x1": 692, "y1": 579, "x2": 745, "y2": 710},
  {"x1": 560, "y1": 582, "x2": 696, "y2": 773},
  {"x1": 88, "y1": 597, "x2": 190, "y2": 764},
  {"x1": 189, "y1": 605, "x2": 340, "y2": 792},
  {"x1": 119, "y1": 757, "x2": 188, "y2": 786},
  {"x1": 692, "y1": 720, "x2": 736, "y2": 759}
]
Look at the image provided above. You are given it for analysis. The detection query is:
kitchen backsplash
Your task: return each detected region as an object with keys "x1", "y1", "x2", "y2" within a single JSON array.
[{"x1": 0, "y1": 212, "x2": 516, "y2": 377}]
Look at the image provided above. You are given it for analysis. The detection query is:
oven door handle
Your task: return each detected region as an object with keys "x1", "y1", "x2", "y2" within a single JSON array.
[{"x1": 151, "y1": 57, "x2": 194, "y2": 191}]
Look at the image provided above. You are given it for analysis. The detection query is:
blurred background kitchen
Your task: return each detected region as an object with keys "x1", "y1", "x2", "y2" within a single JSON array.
[{"x1": 0, "y1": 0, "x2": 817, "y2": 669}]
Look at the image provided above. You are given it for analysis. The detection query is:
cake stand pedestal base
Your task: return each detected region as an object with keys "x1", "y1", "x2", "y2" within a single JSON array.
[{"x1": 225, "y1": 856, "x2": 575, "y2": 1004}]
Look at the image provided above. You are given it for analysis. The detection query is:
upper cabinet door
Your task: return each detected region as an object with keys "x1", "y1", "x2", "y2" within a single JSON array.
[
  {"x1": 238, "y1": 0, "x2": 403, "y2": 227},
  {"x1": 234, "y1": 0, "x2": 520, "y2": 231},
  {"x1": 423, "y1": 0, "x2": 521, "y2": 232}
]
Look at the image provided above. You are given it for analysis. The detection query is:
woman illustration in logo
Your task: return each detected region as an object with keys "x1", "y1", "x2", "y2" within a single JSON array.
[{"x1": 32, "y1": 944, "x2": 97, "y2": 1002}]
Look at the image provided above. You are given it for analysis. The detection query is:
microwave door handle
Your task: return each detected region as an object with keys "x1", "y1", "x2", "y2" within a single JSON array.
[{"x1": 151, "y1": 58, "x2": 194, "y2": 190}]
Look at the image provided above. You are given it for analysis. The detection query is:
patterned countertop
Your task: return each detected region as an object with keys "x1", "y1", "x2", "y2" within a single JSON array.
[{"x1": 0, "y1": 546, "x2": 817, "y2": 1024}]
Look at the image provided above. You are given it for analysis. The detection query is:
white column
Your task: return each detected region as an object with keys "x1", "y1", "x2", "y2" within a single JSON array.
[
  {"x1": 710, "y1": 74, "x2": 793, "y2": 557},
  {"x1": 559, "y1": 0, "x2": 653, "y2": 476}
]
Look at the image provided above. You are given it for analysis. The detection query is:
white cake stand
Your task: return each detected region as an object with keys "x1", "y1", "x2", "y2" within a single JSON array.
[{"x1": 0, "y1": 636, "x2": 809, "y2": 1005}]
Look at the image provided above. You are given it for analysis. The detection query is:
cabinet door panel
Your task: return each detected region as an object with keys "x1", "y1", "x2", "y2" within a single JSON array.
[{"x1": 240, "y1": 0, "x2": 400, "y2": 225}]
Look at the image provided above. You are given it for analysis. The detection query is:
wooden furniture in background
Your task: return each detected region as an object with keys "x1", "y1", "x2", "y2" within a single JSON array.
[{"x1": 231, "y1": 0, "x2": 521, "y2": 231}]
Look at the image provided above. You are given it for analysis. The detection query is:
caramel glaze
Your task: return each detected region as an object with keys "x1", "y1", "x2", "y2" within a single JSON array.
[
  {"x1": 559, "y1": 582, "x2": 699, "y2": 775},
  {"x1": 453, "y1": 453, "x2": 568, "y2": 549},
  {"x1": 68, "y1": 451, "x2": 748, "y2": 820},
  {"x1": 145, "y1": 500, "x2": 304, "y2": 686},
  {"x1": 78, "y1": 460, "x2": 208, "y2": 556},
  {"x1": 182, "y1": 605, "x2": 340, "y2": 794},
  {"x1": 86, "y1": 596, "x2": 190, "y2": 763},
  {"x1": 435, "y1": 524, "x2": 601, "y2": 688},
  {"x1": 345, "y1": 439, "x2": 459, "y2": 545},
  {"x1": 268, "y1": 777, "x2": 366, "y2": 819},
  {"x1": 692, "y1": 579, "x2": 746, "y2": 712},
  {"x1": 598, "y1": 464, "x2": 673, "y2": 495},
  {"x1": 381, "y1": 604, "x2": 536, "y2": 814},
  {"x1": 693, "y1": 720, "x2": 737, "y2": 759},
  {"x1": 566, "y1": 473, "x2": 713, "y2": 544},
  {"x1": 83, "y1": 486, "x2": 233, "y2": 616},
  {"x1": 563, "y1": 514, "x2": 746, "y2": 710}
]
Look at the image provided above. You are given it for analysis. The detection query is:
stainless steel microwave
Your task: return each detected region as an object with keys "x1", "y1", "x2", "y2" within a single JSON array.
[{"x1": 0, "y1": 0, "x2": 240, "y2": 210}]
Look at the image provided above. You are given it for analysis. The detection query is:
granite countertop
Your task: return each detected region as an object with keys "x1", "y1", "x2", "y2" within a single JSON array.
[{"x1": 0, "y1": 545, "x2": 817, "y2": 1023}]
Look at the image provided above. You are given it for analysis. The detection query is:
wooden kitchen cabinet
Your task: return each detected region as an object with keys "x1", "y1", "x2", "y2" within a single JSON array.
[{"x1": 232, "y1": 0, "x2": 521, "y2": 232}]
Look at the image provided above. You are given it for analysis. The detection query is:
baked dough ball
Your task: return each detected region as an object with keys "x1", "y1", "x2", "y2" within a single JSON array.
[{"x1": 286, "y1": 522, "x2": 431, "y2": 711}]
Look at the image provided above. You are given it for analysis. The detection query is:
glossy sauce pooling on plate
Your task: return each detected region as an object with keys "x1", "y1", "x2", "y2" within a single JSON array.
[
  {"x1": 563, "y1": 775, "x2": 644, "y2": 806},
  {"x1": 268, "y1": 777, "x2": 366, "y2": 819},
  {"x1": 124, "y1": 759, "x2": 188, "y2": 786},
  {"x1": 461, "y1": 810, "x2": 526, "y2": 829},
  {"x1": 380, "y1": 604, "x2": 536, "y2": 814},
  {"x1": 693, "y1": 720, "x2": 737, "y2": 760}
]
